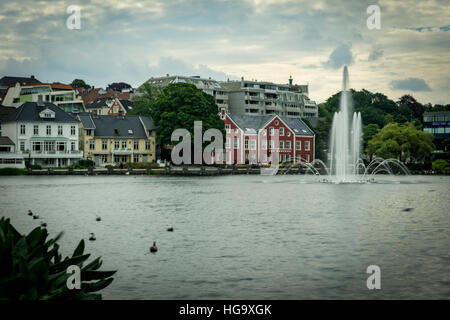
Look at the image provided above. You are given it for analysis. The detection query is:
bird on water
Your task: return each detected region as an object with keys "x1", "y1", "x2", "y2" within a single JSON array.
[
  {"x1": 150, "y1": 242, "x2": 158, "y2": 253},
  {"x1": 89, "y1": 233, "x2": 96, "y2": 241},
  {"x1": 167, "y1": 226, "x2": 174, "y2": 232},
  {"x1": 28, "y1": 210, "x2": 33, "y2": 216}
]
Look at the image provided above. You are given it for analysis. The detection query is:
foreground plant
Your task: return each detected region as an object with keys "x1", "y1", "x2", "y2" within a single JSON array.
[{"x1": 0, "y1": 217, "x2": 116, "y2": 300}]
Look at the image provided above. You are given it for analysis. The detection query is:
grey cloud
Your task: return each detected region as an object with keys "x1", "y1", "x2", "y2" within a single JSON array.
[
  {"x1": 324, "y1": 44, "x2": 353, "y2": 69},
  {"x1": 390, "y1": 78, "x2": 432, "y2": 91},
  {"x1": 368, "y1": 49, "x2": 383, "y2": 61}
]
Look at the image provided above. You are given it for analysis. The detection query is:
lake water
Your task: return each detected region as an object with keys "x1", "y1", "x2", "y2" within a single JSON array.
[{"x1": 0, "y1": 175, "x2": 449, "y2": 299}]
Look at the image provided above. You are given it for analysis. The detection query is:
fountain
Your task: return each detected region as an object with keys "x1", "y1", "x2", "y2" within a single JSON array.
[
  {"x1": 329, "y1": 66, "x2": 362, "y2": 183},
  {"x1": 281, "y1": 66, "x2": 410, "y2": 181}
]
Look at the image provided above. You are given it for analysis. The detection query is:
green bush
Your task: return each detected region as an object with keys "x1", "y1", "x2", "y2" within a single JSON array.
[
  {"x1": 0, "y1": 218, "x2": 116, "y2": 300},
  {"x1": 29, "y1": 164, "x2": 42, "y2": 170},
  {"x1": 0, "y1": 168, "x2": 27, "y2": 176},
  {"x1": 432, "y1": 159, "x2": 449, "y2": 173}
]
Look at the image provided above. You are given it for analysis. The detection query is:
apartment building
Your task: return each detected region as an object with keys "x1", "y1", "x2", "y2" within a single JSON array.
[
  {"x1": 221, "y1": 77, "x2": 318, "y2": 119},
  {"x1": 3, "y1": 82, "x2": 86, "y2": 113},
  {"x1": 141, "y1": 75, "x2": 229, "y2": 111}
]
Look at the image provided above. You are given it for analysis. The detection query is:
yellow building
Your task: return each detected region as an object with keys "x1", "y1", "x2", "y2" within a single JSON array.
[{"x1": 77, "y1": 114, "x2": 156, "y2": 166}]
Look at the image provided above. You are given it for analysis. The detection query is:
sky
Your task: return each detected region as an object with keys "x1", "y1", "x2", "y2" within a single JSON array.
[{"x1": 0, "y1": 0, "x2": 449, "y2": 104}]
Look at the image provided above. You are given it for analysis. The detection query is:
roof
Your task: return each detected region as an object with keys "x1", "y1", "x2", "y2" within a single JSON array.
[
  {"x1": 80, "y1": 114, "x2": 155, "y2": 138},
  {"x1": 119, "y1": 99, "x2": 133, "y2": 112},
  {"x1": 0, "y1": 76, "x2": 40, "y2": 88},
  {"x1": 77, "y1": 88, "x2": 131, "y2": 105},
  {"x1": 0, "y1": 105, "x2": 15, "y2": 117},
  {"x1": 85, "y1": 97, "x2": 112, "y2": 109},
  {"x1": 77, "y1": 113, "x2": 96, "y2": 129},
  {"x1": 228, "y1": 113, "x2": 314, "y2": 136},
  {"x1": 0, "y1": 102, "x2": 79, "y2": 123},
  {"x1": 0, "y1": 136, "x2": 14, "y2": 145}
]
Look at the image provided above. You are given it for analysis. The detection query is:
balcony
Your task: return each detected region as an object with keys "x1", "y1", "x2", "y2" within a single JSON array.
[
  {"x1": 24, "y1": 150, "x2": 83, "y2": 158},
  {"x1": 111, "y1": 148, "x2": 133, "y2": 155}
]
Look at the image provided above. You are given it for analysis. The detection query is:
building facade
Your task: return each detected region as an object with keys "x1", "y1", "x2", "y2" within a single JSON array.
[
  {"x1": 219, "y1": 108, "x2": 315, "y2": 165},
  {"x1": 221, "y1": 77, "x2": 318, "y2": 119},
  {"x1": 0, "y1": 102, "x2": 83, "y2": 167},
  {"x1": 3, "y1": 83, "x2": 86, "y2": 113},
  {"x1": 423, "y1": 111, "x2": 450, "y2": 151},
  {"x1": 78, "y1": 114, "x2": 156, "y2": 166},
  {"x1": 141, "y1": 75, "x2": 229, "y2": 111}
]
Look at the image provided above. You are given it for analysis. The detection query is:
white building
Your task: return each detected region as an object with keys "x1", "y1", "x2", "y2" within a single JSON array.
[
  {"x1": 0, "y1": 136, "x2": 24, "y2": 168},
  {"x1": 0, "y1": 101, "x2": 83, "y2": 168}
]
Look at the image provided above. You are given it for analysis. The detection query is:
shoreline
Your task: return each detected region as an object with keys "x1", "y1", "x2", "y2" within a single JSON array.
[{"x1": 1, "y1": 166, "x2": 449, "y2": 176}]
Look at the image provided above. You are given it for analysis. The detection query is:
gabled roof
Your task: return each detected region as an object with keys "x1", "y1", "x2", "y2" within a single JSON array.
[
  {"x1": 119, "y1": 99, "x2": 133, "y2": 112},
  {"x1": 227, "y1": 113, "x2": 314, "y2": 136},
  {"x1": 80, "y1": 114, "x2": 155, "y2": 138},
  {"x1": 0, "y1": 102, "x2": 79, "y2": 123},
  {"x1": 77, "y1": 113, "x2": 96, "y2": 129}
]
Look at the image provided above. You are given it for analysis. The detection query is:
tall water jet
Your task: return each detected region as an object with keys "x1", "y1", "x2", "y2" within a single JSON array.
[{"x1": 329, "y1": 66, "x2": 362, "y2": 182}]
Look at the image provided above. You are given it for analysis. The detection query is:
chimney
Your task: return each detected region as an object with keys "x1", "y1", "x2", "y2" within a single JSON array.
[
  {"x1": 289, "y1": 75, "x2": 293, "y2": 87},
  {"x1": 31, "y1": 75, "x2": 35, "y2": 80}
]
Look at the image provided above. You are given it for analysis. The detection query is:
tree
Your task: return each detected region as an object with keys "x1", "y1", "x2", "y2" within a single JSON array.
[
  {"x1": 397, "y1": 95, "x2": 425, "y2": 122},
  {"x1": 362, "y1": 124, "x2": 380, "y2": 150},
  {"x1": 129, "y1": 83, "x2": 162, "y2": 116},
  {"x1": 432, "y1": 159, "x2": 449, "y2": 172},
  {"x1": 148, "y1": 83, "x2": 225, "y2": 159},
  {"x1": 367, "y1": 122, "x2": 435, "y2": 162},
  {"x1": 70, "y1": 79, "x2": 91, "y2": 89}
]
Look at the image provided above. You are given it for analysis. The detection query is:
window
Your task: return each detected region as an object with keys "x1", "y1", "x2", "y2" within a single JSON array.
[
  {"x1": 286, "y1": 141, "x2": 291, "y2": 149},
  {"x1": 225, "y1": 137, "x2": 230, "y2": 149},
  {"x1": 32, "y1": 141, "x2": 42, "y2": 152},
  {"x1": 225, "y1": 124, "x2": 230, "y2": 133},
  {"x1": 102, "y1": 140, "x2": 108, "y2": 150},
  {"x1": 269, "y1": 127, "x2": 274, "y2": 136},
  {"x1": 114, "y1": 140, "x2": 120, "y2": 149},
  {"x1": 58, "y1": 125, "x2": 63, "y2": 136},
  {"x1": 71, "y1": 126, "x2": 76, "y2": 135},
  {"x1": 275, "y1": 120, "x2": 279, "y2": 125},
  {"x1": 86, "y1": 129, "x2": 92, "y2": 136},
  {"x1": 20, "y1": 141, "x2": 25, "y2": 152},
  {"x1": 233, "y1": 137, "x2": 239, "y2": 149},
  {"x1": 251, "y1": 140, "x2": 256, "y2": 150},
  {"x1": 20, "y1": 124, "x2": 26, "y2": 135},
  {"x1": 57, "y1": 142, "x2": 66, "y2": 152},
  {"x1": 71, "y1": 141, "x2": 76, "y2": 151},
  {"x1": 121, "y1": 140, "x2": 127, "y2": 149},
  {"x1": 133, "y1": 154, "x2": 140, "y2": 163},
  {"x1": 280, "y1": 140, "x2": 284, "y2": 149},
  {"x1": 244, "y1": 139, "x2": 249, "y2": 150},
  {"x1": 306, "y1": 154, "x2": 310, "y2": 162},
  {"x1": 46, "y1": 125, "x2": 51, "y2": 136},
  {"x1": 269, "y1": 140, "x2": 275, "y2": 149},
  {"x1": 262, "y1": 140, "x2": 267, "y2": 150},
  {"x1": 134, "y1": 140, "x2": 139, "y2": 150},
  {"x1": 296, "y1": 141, "x2": 301, "y2": 150},
  {"x1": 89, "y1": 139, "x2": 95, "y2": 150},
  {"x1": 44, "y1": 141, "x2": 55, "y2": 152},
  {"x1": 280, "y1": 127, "x2": 284, "y2": 136},
  {"x1": 305, "y1": 141, "x2": 310, "y2": 151},
  {"x1": 101, "y1": 155, "x2": 108, "y2": 163},
  {"x1": 145, "y1": 140, "x2": 151, "y2": 150},
  {"x1": 34, "y1": 125, "x2": 39, "y2": 135}
]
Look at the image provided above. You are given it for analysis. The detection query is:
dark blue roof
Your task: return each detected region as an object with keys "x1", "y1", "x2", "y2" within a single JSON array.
[{"x1": 0, "y1": 102, "x2": 78, "y2": 123}]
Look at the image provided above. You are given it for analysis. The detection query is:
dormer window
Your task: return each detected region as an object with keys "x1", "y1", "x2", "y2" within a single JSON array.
[
  {"x1": 39, "y1": 108, "x2": 55, "y2": 119},
  {"x1": 128, "y1": 130, "x2": 133, "y2": 135}
]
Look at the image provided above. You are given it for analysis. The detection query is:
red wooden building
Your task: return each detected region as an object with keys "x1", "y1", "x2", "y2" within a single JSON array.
[{"x1": 219, "y1": 108, "x2": 315, "y2": 165}]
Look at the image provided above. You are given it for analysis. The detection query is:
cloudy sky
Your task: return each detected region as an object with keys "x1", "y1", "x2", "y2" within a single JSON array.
[{"x1": 1, "y1": 0, "x2": 449, "y2": 104}]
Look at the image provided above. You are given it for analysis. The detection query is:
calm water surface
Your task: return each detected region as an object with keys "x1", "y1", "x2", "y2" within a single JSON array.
[{"x1": 0, "y1": 175, "x2": 449, "y2": 299}]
